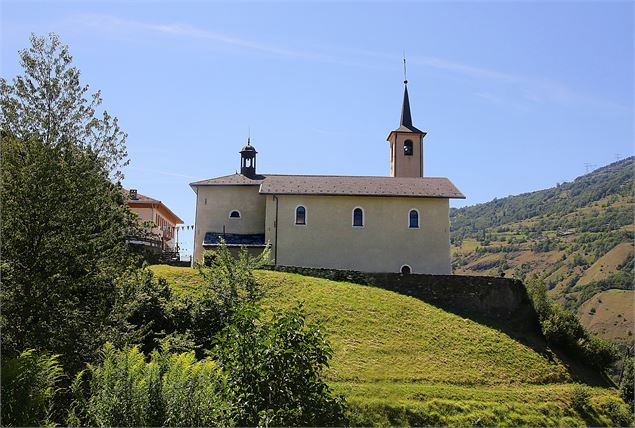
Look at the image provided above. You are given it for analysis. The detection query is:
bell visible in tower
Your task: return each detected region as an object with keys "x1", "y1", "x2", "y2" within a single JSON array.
[{"x1": 240, "y1": 138, "x2": 257, "y2": 178}]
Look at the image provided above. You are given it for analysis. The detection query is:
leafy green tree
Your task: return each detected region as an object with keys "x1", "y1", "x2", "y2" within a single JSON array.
[
  {"x1": 0, "y1": 33, "x2": 128, "y2": 179},
  {"x1": 199, "y1": 241, "x2": 271, "y2": 317},
  {"x1": 107, "y1": 269, "x2": 175, "y2": 355},
  {"x1": 214, "y1": 304, "x2": 346, "y2": 427},
  {"x1": 525, "y1": 276, "x2": 551, "y2": 322},
  {"x1": 0, "y1": 34, "x2": 139, "y2": 372},
  {"x1": 173, "y1": 243, "x2": 272, "y2": 355}
]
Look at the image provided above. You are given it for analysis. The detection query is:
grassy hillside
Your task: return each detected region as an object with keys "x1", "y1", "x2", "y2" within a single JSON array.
[
  {"x1": 150, "y1": 265, "x2": 631, "y2": 426},
  {"x1": 450, "y1": 157, "x2": 634, "y2": 345},
  {"x1": 579, "y1": 289, "x2": 634, "y2": 343}
]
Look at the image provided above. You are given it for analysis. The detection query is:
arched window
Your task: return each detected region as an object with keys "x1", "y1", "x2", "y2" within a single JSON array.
[
  {"x1": 352, "y1": 207, "x2": 364, "y2": 227},
  {"x1": 404, "y1": 140, "x2": 413, "y2": 156},
  {"x1": 229, "y1": 210, "x2": 241, "y2": 219},
  {"x1": 295, "y1": 206, "x2": 306, "y2": 225},
  {"x1": 409, "y1": 209, "x2": 419, "y2": 228},
  {"x1": 401, "y1": 265, "x2": 412, "y2": 275}
]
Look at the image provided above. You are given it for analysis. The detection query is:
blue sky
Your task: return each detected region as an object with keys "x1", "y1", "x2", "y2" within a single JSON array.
[{"x1": 2, "y1": 1, "x2": 633, "y2": 258}]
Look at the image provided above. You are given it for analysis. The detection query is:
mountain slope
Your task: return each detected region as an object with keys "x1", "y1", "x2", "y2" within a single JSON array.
[
  {"x1": 450, "y1": 157, "x2": 634, "y2": 345},
  {"x1": 150, "y1": 266, "x2": 631, "y2": 426}
]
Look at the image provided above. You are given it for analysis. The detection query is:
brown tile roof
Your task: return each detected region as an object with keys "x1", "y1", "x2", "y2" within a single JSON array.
[
  {"x1": 192, "y1": 174, "x2": 464, "y2": 198},
  {"x1": 190, "y1": 173, "x2": 267, "y2": 186},
  {"x1": 260, "y1": 175, "x2": 465, "y2": 199}
]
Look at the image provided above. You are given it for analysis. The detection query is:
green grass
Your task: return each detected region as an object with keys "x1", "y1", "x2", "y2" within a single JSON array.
[{"x1": 149, "y1": 265, "x2": 632, "y2": 426}]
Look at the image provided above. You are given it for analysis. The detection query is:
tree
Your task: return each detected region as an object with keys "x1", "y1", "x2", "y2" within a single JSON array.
[
  {"x1": 0, "y1": 33, "x2": 128, "y2": 179},
  {"x1": 213, "y1": 305, "x2": 346, "y2": 427},
  {"x1": 1, "y1": 34, "x2": 138, "y2": 372}
]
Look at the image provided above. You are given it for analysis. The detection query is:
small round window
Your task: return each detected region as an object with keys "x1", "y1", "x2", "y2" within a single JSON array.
[
  {"x1": 401, "y1": 265, "x2": 412, "y2": 275},
  {"x1": 229, "y1": 210, "x2": 241, "y2": 219}
]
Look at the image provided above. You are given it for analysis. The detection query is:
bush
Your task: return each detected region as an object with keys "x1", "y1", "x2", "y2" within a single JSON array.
[
  {"x1": 620, "y1": 357, "x2": 634, "y2": 404},
  {"x1": 70, "y1": 343, "x2": 231, "y2": 427},
  {"x1": 526, "y1": 279, "x2": 618, "y2": 371},
  {"x1": 108, "y1": 269, "x2": 175, "y2": 354},
  {"x1": 570, "y1": 384, "x2": 592, "y2": 413},
  {"x1": 0, "y1": 349, "x2": 64, "y2": 426},
  {"x1": 579, "y1": 336, "x2": 619, "y2": 370},
  {"x1": 214, "y1": 305, "x2": 346, "y2": 427},
  {"x1": 199, "y1": 241, "x2": 271, "y2": 317},
  {"x1": 542, "y1": 304, "x2": 586, "y2": 349}
]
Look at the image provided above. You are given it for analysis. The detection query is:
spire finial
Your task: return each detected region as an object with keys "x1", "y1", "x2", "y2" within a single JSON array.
[
  {"x1": 247, "y1": 126, "x2": 251, "y2": 145},
  {"x1": 403, "y1": 51, "x2": 408, "y2": 85}
]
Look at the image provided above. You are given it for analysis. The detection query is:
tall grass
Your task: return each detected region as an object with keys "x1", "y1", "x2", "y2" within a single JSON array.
[
  {"x1": 0, "y1": 349, "x2": 64, "y2": 426},
  {"x1": 70, "y1": 343, "x2": 231, "y2": 427}
]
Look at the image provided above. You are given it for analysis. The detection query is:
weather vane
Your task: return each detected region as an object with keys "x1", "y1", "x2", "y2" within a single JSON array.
[{"x1": 403, "y1": 51, "x2": 408, "y2": 84}]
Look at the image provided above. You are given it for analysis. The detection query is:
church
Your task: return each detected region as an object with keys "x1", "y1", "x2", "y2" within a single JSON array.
[{"x1": 190, "y1": 79, "x2": 464, "y2": 274}]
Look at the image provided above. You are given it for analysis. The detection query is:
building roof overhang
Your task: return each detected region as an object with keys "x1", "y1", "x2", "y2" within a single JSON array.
[
  {"x1": 387, "y1": 127, "x2": 427, "y2": 141},
  {"x1": 125, "y1": 190, "x2": 184, "y2": 225}
]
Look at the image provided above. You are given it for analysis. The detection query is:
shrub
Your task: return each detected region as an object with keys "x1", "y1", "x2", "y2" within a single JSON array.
[
  {"x1": 620, "y1": 357, "x2": 634, "y2": 404},
  {"x1": 570, "y1": 384, "x2": 592, "y2": 413},
  {"x1": 108, "y1": 269, "x2": 174, "y2": 354},
  {"x1": 0, "y1": 349, "x2": 64, "y2": 426},
  {"x1": 199, "y1": 241, "x2": 271, "y2": 317},
  {"x1": 214, "y1": 305, "x2": 346, "y2": 427},
  {"x1": 71, "y1": 343, "x2": 231, "y2": 427},
  {"x1": 542, "y1": 304, "x2": 586, "y2": 349},
  {"x1": 526, "y1": 279, "x2": 618, "y2": 371},
  {"x1": 579, "y1": 336, "x2": 619, "y2": 370}
]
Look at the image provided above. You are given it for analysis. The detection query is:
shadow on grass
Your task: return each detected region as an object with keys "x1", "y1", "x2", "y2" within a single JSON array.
[{"x1": 264, "y1": 265, "x2": 612, "y2": 388}]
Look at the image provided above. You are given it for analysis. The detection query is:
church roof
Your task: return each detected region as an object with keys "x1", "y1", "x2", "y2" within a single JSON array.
[
  {"x1": 190, "y1": 173, "x2": 267, "y2": 186},
  {"x1": 192, "y1": 173, "x2": 464, "y2": 199},
  {"x1": 259, "y1": 175, "x2": 464, "y2": 199},
  {"x1": 390, "y1": 82, "x2": 424, "y2": 134}
]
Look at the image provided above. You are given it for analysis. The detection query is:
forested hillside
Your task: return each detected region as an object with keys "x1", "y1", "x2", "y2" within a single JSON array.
[{"x1": 450, "y1": 157, "x2": 634, "y2": 345}]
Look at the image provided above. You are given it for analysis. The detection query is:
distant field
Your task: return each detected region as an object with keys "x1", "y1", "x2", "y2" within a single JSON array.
[
  {"x1": 149, "y1": 265, "x2": 631, "y2": 426},
  {"x1": 576, "y1": 242, "x2": 634, "y2": 287},
  {"x1": 579, "y1": 289, "x2": 634, "y2": 344}
]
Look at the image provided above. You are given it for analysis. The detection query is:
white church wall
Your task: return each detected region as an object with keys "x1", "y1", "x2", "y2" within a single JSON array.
[
  {"x1": 264, "y1": 194, "x2": 451, "y2": 274},
  {"x1": 193, "y1": 185, "x2": 266, "y2": 262}
]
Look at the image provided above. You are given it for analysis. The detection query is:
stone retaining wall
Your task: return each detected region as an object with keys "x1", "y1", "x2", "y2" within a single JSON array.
[{"x1": 264, "y1": 265, "x2": 540, "y2": 333}]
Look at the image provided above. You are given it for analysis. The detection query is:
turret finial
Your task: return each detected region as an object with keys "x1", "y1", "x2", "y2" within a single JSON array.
[{"x1": 403, "y1": 52, "x2": 408, "y2": 85}]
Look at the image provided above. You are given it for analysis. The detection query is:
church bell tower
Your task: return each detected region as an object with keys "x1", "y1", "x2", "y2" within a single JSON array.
[
  {"x1": 387, "y1": 77, "x2": 426, "y2": 178},
  {"x1": 240, "y1": 138, "x2": 257, "y2": 178}
]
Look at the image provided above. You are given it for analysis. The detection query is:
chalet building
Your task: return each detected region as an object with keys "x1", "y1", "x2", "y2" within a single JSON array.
[
  {"x1": 190, "y1": 80, "x2": 464, "y2": 274},
  {"x1": 126, "y1": 189, "x2": 184, "y2": 253}
]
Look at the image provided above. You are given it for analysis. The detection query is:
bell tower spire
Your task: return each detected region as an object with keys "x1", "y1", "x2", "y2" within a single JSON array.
[
  {"x1": 401, "y1": 56, "x2": 413, "y2": 128},
  {"x1": 387, "y1": 60, "x2": 427, "y2": 178}
]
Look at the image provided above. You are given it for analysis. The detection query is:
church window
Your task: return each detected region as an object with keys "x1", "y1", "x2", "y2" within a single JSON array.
[
  {"x1": 409, "y1": 209, "x2": 419, "y2": 228},
  {"x1": 229, "y1": 210, "x2": 241, "y2": 219},
  {"x1": 295, "y1": 206, "x2": 306, "y2": 225},
  {"x1": 352, "y1": 207, "x2": 364, "y2": 227},
  {"x1": 404, "y1": 140, "x2": 413, "y2": 156},
  {"x1": 401, "y1": 264, "x2": 412, "y2": 275}
]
